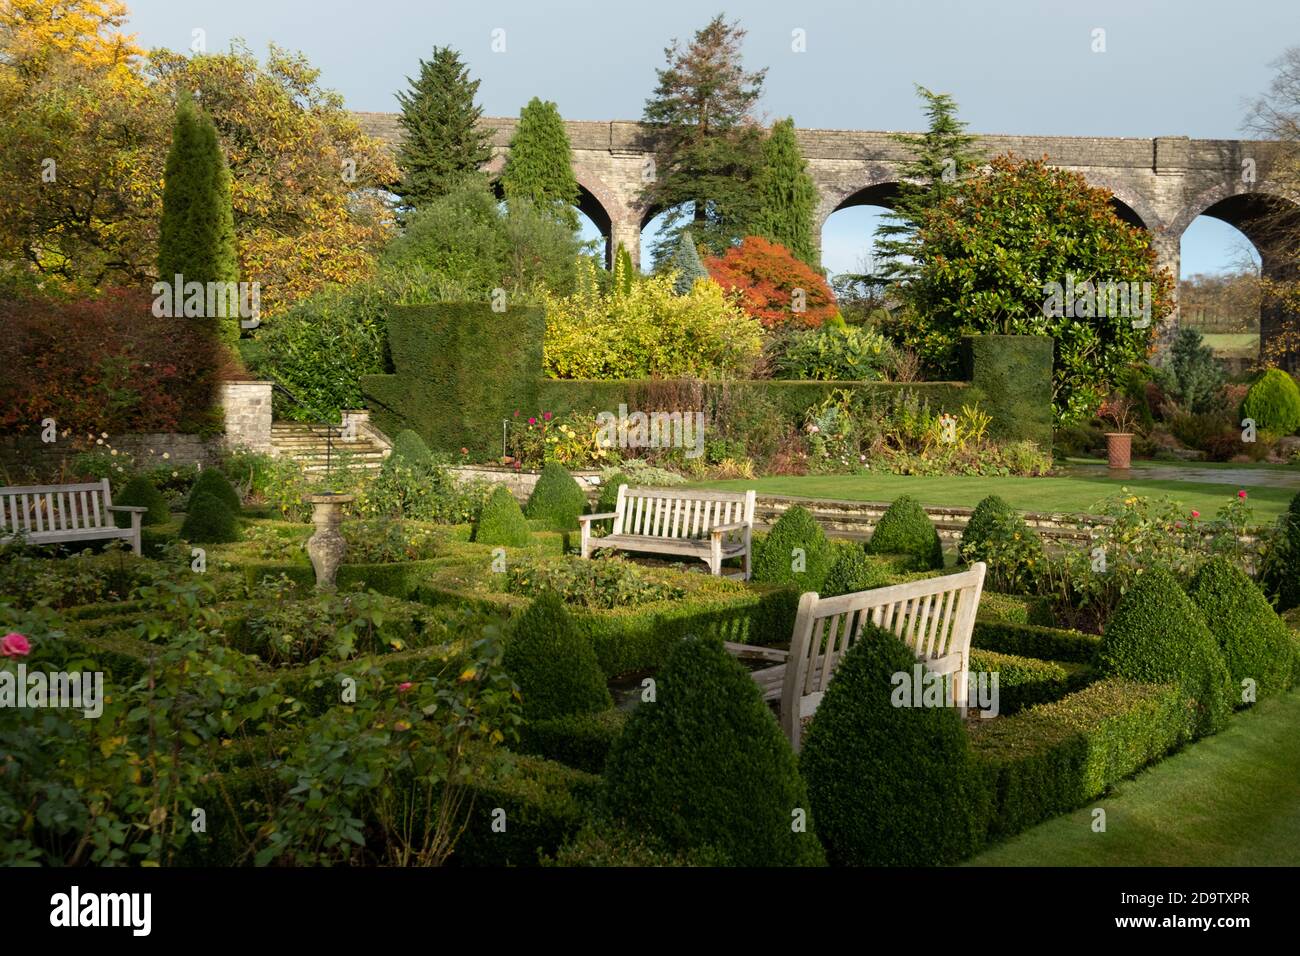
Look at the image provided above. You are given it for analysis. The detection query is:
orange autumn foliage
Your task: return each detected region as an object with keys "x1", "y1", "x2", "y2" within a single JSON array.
[{"x1": 705, "y1": 236, "x2": 838, "y2": 329}]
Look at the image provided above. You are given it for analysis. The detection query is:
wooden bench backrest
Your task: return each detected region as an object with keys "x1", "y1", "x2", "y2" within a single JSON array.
[
  {"x1": 612, "y1": 486, "x2": 755, "y2": 539},
  {"x1": 0, "y1": 479, "x2": 115, "y2": 537},
  {"x1": 781, "y1": 562, "x2": 986, "y2": 749}
]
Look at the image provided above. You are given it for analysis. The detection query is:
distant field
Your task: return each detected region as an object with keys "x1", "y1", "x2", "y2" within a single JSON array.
[{"x1": 1201, "y1": 332, "x2": 1258, "y2": 357}]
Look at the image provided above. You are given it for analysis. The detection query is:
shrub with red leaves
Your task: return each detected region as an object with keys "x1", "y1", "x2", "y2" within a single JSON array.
[
  {"x1": 705, "y1": 236, "x2": 838, "y2": 329},
  {"x1": 0, "y1": 289, "x2": 226, "y2": 438}
]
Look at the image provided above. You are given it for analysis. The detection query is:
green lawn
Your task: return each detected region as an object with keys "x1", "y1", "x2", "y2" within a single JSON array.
[
  {"x1": 967, "y1": 689, "x2": 1300, "y2": 866},
  {"x1": 1202, "y1": 332, "x2": 1259, "y2": 358},
  {"x1": 693, "y1": 470, "x2": 1297, "y2": 524}
]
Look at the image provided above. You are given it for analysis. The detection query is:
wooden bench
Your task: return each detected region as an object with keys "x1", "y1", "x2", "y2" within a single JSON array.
[
  {"x1": 733, "y1": 563, "x2": 987, "y2": 751},
  {"x1": 0, "y1": 479, "x2": 146, "y2": 556},
  {"x1": 578, "y1": 486, "x2": 756, "y2": 579}
]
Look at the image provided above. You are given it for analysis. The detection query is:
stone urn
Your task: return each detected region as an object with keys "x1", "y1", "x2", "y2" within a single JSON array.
[
  {"x1": 304, "y1": 493, "x2": 354, "y2": 589},
  {"x1": 1105, "y1": 432, "x2": 1133, "y2": 470}
]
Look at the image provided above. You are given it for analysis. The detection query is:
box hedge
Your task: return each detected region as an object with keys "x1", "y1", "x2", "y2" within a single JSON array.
[
  {"x1": 188, "y1": 468, "x2": 242, "y2": 513},
  {"x1": 752, "y1": 504, "x2": 834, "y2": 592},
  {"x1": 524, "y1": 462, "x2": 587, "y2": 532},
  {"x1": 972, "y1": 619, "x2": 1099, "y2": 664},
  {"x1": 473, "y1": 485, "x2": 532, "y2": 547},
  {"x1": 113, "y1": 475, "x2": 170, "y2": 527},
  {"x1": 968, "y1": 649, "x2": 1094, "y2": 715},
  {"x1": 180, "y1": 491, "x2": 241, "y2": 544},
  {"x1": 514, "y1": 708, "x2": 628, "y2": 773},
  {"x1": 867, "y1": 494, "x2": 944, "y2": 571},
  {"x1": 503, "y1": 593, "x2": 612, "y2": 721}
]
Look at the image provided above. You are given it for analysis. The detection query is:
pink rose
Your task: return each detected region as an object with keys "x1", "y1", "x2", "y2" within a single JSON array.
[
  {"x1": 1238, "y1": 490, "x2": 1247, "y2": 499},
  {"x1": 1191, "y1": 510, "x2": 1200, "y2": 518},
  {"x1": 528, "y1": 417, "x2": 536, "y2": 425},
  {"x1": 1, "y1": 633, "x2": 31, "y2": 658},
  {"x1": 513, "y1": 410, "x2": 519, "y2": 417},
  {"x1": 543, "y1": 411, "x2": 552, "y2": 421},
  {"x1": 397, "y1": 681, "x2": 413, "y2": 694}
]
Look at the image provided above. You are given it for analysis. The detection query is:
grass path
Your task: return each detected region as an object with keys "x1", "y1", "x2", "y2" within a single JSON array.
[
  {"x1": 967, "y1": 689, "x2": 1300, "y2": 866},
  {"x1": 693, "y1": 471, "x2": 1295, "y2": 524}
]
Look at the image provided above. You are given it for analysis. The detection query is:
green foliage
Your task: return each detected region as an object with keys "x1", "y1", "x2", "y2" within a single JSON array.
[
  {"x1": 356, "y1": 455, "x2": 485, "y2": 524},
  {"x1": 867, "y1": 495, "x2": 943, "y2": 570},
  {"x1": 800, "y1": 628, "x2": 987, "y2": 865},
  {"x1": 959, "y1": 495, "x2": 1043, "y2": 593},
  {"x1": 605, "y1": 636, "x2": 824, "y2": 866},
  {"x1": 473, "y1": 485, "x2": 532, "y2": 548},
  {"x1": 1168, "y1": 327, "x2": 1225, "y2": 414},
  {"x1": 613, "y1": 244, "x2": 635, "y2": 296},
  {"x1": 970, "y1": 678, "x2": 1190, "y2": 839},
  {"x1": 393, "y1": 47, "x2": 493, "y2": 211},
  {"x1": 113, "y1": 475, "x2": 169, "y2": 527},
  {"x1": 547, "y1": 822, "x2": 727, "y2": 866},
  {"x1": 821, "y1": 543, "x2": 888, "y2": 597},
  {"x1": 1097, "y1": 566, "x2": 1233, "y2": 738},
  {"x1": 670, "y1": 231, "x2": 709, "y2": 295},
  {"x1": 1186, "y1": 557, "x2": 1293, "y2": 702},
  {"x1": 505, "y1": 556, "x2": 686, "y2": 609},
  {"x1": 503, "y1": 593, "x2": 612, "y2": 721},
  {"x1": 1261, "y1": 491, "x2": 1300, "y2": 612},
  {"x1": 961, "y1": 495, "x2": 1014, "y2": 561},
  {"x1": 157, "y1": 91, "x2": 240, "y2": 348},
  {"x1": 972, "y1": 619, "x2": 1100, "y2": 663},
  {"x1": 753, "y1": 118, "x2": 818, "y2": 267},
  {"x1": 596, "y1": 473, "x2": 628, "y2": 514},
  {"x1": 965, "y1": 334, "x2": 1056, "y2": 449},
  {"x1": 903, "y1": 156, "x2": 1172, "y2": 422},
  {"x1": 524, "y1": 462, "x2": 587, "y2": 532},
  {"x1": 1241, "y1": 368, "x2": 1300, "y2": 435},
  {"x1": 751, "y1": 505, "x2": 834, "y2": 591},
  {"x1": 188, "y1": 468, "x2": 241, "y2": 513},
  {"x1": 968, "y1": 649, "x2": 1089, "y2": 714},
  {"x1": 180, "y1": 491, "x2": 240, "y2": 544},
  {"x1": 500, "y1": 97, "x2": 579, "y2": 230},
  {"x1": 381, "y1": 177, "x2": 580, "y2": 301},
  {"x1": 773, "y1": 324, "x2": 896, "y2": 381},
  {"x1": 391, "y1": 429, "x2": 434, "y2": 468},
  {"x1": 362, "y1": 303, "x2": 545, "y2": 457},
  {"x1": 515, "y1": 709, "x2": 628, "y2": 773}
]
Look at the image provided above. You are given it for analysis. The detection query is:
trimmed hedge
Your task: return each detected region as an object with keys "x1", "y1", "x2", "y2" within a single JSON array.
[
  {"x1": 514, "y1": 708, "x2": 628, "y2": 773},
  {"x1": 473, "y1": 485, "x2": 532, "y2": 547},
  {"x1": 391, "y1": 429, "x2": 434, "y2": 467},
  {"x1": 970, "y1": 679, "x2": 1188, "y2": 839},
  {"x1": 751, "y1": 505, "x2": 834, "y2": 592},
  {"x1": 867, "y1": 495, "x2": 943, "y2": 571},
  {"x1": 968, "y1": 649, "x2": 1093, "y2": 715},
  {"x1": 452, "y1": 753, "x2": 602, "y2": 866},
  {"x1": 113, "y1": 475, "x2": 170, "y2": 527},
  {"x1": 1240, "y1": 367, "x2": 1300, "y2": 435},
  {"x1": 963, "y1": 333, "x2": 1055, "y2": 449},
  {"x1": 180, "y1": 491, "x2": 240, "y2": 544},
  {"x1": 1186, "y1": 556, "x2": 1293, "y2": 702},
  {"x1": 1097, "y1": 566, "x2": 1233, "y2": 738},
  {"x1": 821, "y1": 542, "x2": 889, "y2": 597},
  {"x1": 605, "y1": 636, "x2": 825, "y2": 867},
  {"x1": 503, "y1": 593, "x2": 612, "y2": 721},
  {"x1": 973, "y1": 619, "x2": 1100, "y2": 664},
  {"x1": 960, "y1": 495, "x2": 1015, "y2": 562},
  {"x1": 596, "y1": 473, "x2": 628, "y2": 514},
  {"x1": 188, "y1": 468, "x2": 241, "y2": 513},
  {"x1": 524, "y1": 462, "x2": 587, "y2": 532},
  {"x1": 800, "y1": 627, "x2": 988, "y2": 865},
  {"x1": 976, "y1": 591, "x2": 1056, "y2": 628},
  {"x1": 546, "y1": 822, "x2": 728, "y2": 867}
]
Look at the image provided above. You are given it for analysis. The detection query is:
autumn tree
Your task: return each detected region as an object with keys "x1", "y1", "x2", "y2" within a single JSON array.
[
  {"x1": 753, "y1": 118, "x2": 818, "y2": 267},
  {"x1": 642, "y1": 14, "x2": 766, "y2": 265},
  {"x1": 501, "y1": 97, "x2": 579, "y2": 231},
  {"x1": 706, "y1": 236, "x2": 837, "y2": 328},
  {"x1": 393, "y1": 47, "x2": 492, "y2": 212}
]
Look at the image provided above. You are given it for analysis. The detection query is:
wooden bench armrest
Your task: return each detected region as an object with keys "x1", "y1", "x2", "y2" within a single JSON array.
[
  {"x1": 107, "y1": 505, "x2": 148, "y2": 513},
  {"x1": 578, "y1": 511, "x2": 619, "y2": 523},
  {"x1": 710, "y1": 521, "x2": 749, "y2": 536}
]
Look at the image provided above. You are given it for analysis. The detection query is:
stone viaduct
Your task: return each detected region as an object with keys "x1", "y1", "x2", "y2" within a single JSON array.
[{"x1": 354, "y1": 112, "x2": 1299, "y2": 347}]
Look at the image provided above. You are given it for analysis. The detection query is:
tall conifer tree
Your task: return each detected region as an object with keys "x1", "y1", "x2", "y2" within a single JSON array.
[
  {"x1": 501, "y1": 97, "x2": 579, "y2": 231},
  {"x1": 753, "y1": 118, "x2": 819, "y2": 267}
]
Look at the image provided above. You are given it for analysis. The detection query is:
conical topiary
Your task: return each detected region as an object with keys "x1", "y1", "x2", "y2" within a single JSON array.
[
  {"x1": 503, "y1": 592, "x2": 611, "y2": 721},
  {"x1": 187, "y1": 468, "x2": 241, "y2": 513},
  {"x1": 959, "y1": 495, "x2": 1015, "y2": 563},
  {"x1": 524, "y1": 461, "x2": 587, "y2": 531},
  {"x1": 113, "y1": 475, "x2": 169, "y2": 527},
  {"x1": 867, "y1": 494, "x2": 943, "y2": 570},
  {"x1": 800, "y1": 626, "x2": 987, "y2": 865},
  {"x1": 1186, "y1": 556, "x2": 1293, "y2": 702},
  {"x1": 1098, "y1": 566, "x2": 1232, "y2": 738},
  {"x1": 820, "y1": 544, "x2": 887, "y2": 598},
  {"x1": 391, "y1": 429, "x2": 434, "y2": 469},
  {"x1": 1240, "y1": 368, "x2": 1300, "y2": 435},
  {"x1": 180, "y1": 491, "x2": 240, "y2": 544},
  {"x1": 751, "y1": 505, "x2": 834, "y2": 592},
  {"x1": 473, "y1": 485, "x2": 532, "y2": 547},
  {"x1": 604, "y1": 635, "x2": 825, "y2": 867}
]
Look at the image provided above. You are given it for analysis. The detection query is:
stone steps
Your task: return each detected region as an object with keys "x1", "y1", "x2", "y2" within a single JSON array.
[{"x1": 270, "y1": 422, "x2": 387, "y2": 474}]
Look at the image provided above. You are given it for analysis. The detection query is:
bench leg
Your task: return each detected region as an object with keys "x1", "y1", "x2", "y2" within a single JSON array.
[
  {"x1": 709, "y1": 537, "x2": 723, "y2": 576},
  {"x1": 130, "y1": 513, "x2": 142, "y2": 557},
  {"x1": 579, "y1": 522, "x2": 591, "y2": 560},
  {"x1": 742, "y1": 541, "x2": 752, "y2": 581}
]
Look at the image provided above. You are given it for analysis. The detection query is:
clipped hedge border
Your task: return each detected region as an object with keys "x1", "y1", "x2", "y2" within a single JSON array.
[
  {"x1": 514, "y1": 708, "x2": 629, "y2": 774},
  {"x1": 970, "y1": 678, "x2": 1188, "y2": 839},
  {"x1": 972, "y1": 619, "x2": 1100, "y2": 664},
  {"x1": 976, "y1": 591, "x2": 1056, "y2": 628},
  {"x1": 453, "y1": 753, "x2": 602, "y2": 866},
  {"x1": 968, "y1": 649, "x2": 1094, "y2": 716}
]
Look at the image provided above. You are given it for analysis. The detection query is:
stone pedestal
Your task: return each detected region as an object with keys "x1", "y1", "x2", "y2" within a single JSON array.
[{"x1": 304, "y1": 493, "x2": 353, "y2": 589}]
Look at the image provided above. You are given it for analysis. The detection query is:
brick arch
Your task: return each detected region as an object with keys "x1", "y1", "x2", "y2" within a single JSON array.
[
  {"x1": 1166, "y1": 180, "x2": 1300, "y2": 242},
  {"x1": 814, "y1": 172, "x2": 903, "y2": 233},
  {"x1": 1076, "y1": 173, "x2": 1163, "y2": 233}
]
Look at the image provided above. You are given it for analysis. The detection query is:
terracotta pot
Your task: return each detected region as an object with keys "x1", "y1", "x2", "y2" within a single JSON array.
[{"x1": 1105, "y1": 432, "x2": 1133, "y2": 470}]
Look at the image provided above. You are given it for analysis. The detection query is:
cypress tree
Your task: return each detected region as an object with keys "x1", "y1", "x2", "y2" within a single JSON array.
[
  {"x1": 501, "y1": 97, "x2": 579, "y2": 231},
  {"x1": 671, "y1": 230, "x2": 709, "y2": 294},
  {"x1": 394, "y1": 47, "x2": 493, "y2": 211},
  {"x1": 754, "y1": 118, "x2": 819, "y2": 267},
  {"x1": 157, "y1": 90, "x2": 240, "y2": 348}
]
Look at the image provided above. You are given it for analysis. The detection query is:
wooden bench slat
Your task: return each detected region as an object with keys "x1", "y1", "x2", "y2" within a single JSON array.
[{"x1": 1, "y1": 480, "x2": 140, "y2": 556}]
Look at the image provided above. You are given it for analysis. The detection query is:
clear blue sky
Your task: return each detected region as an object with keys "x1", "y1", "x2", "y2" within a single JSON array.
[{"x1": 124, "y1": 0, "x2": 1297, "y2": 276}]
